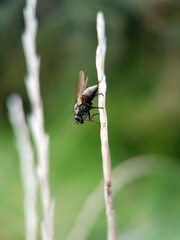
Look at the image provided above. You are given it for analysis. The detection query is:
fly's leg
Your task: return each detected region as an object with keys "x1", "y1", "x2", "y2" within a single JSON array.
[
  {"x1": 94, "y1": 93, "x2": 104, "y2": 97},
  {"x1": 90, "y1": 113, "x2": 99, "y2": 121},
  {"x1": 84, "y1": 112, "x2": 89, "y2": 120},
  {"x1": 82, "y1": 100, "x2": 103, "y2": 109},
  {"x1": 81, "y1": 100, "x2": 103, "y2": 109},
  {"x1": 93, "y1": 93, "x2": 104, "y2": 109},
  {"x1": 85, "y1": 113, "x2": 100, "y2": 126},
  {"x1": 91, "y1": 106, "x2": 104, "y2": 109},
  {"x1": 82, "y1": 101, "x2": 93, "y2": 108}
]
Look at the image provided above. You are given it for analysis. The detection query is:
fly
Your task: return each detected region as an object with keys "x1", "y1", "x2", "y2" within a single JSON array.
[{"x1": 74, "y1": 71, "x2": 102, "y2": 125}]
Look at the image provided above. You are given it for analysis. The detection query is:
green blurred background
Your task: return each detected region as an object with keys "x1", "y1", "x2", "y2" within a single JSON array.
[{"x1": 0, "y1": 0, "x2": 180, "y2": 239}]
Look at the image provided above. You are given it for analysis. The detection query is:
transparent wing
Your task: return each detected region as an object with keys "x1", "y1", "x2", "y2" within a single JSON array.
[
  {"x1": 76, "y1": 71, "x2": 85, "y2": 106},
  {"x1": 82, "y1": 76, "x2": 88, "y2": 92}
]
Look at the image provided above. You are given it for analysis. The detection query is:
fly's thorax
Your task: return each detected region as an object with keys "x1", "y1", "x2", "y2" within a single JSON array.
[
  {"x1": 74, "y1": 103, "x2": 78, "y2": 114},
  {"x1": 74, "y1": 103, "x2": 82, "y2": 115},
  {"x1": 74, "y1": 102, "x2": 89, "y2": 115}
]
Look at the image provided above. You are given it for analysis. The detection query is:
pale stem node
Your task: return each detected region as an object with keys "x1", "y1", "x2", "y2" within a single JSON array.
[{"x1": 96, "y1": 12, "x2": 117, "y2": 240}]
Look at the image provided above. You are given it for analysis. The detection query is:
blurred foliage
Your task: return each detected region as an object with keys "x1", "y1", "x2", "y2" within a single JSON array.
[{"x1": 0, "y1": 0, "x2": 180, "y2": 239}]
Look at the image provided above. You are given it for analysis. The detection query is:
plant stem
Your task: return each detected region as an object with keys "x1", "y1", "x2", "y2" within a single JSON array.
[
  {"x1": 96, "y1": 12, "x2": 117, "y2": 240},
  {"x1": 7, "y1": 95, "x2": 38, "y2": 240},
  {"x1": 22, "y1": 0, "x2": 54, "y2": 239}
]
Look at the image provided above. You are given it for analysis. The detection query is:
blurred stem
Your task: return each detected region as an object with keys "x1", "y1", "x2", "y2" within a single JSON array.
[
  {"x1": 7, "y1": 95, "x2": 38, "y2": 240},
  {"x1": 22, "y1": 0, "x2": 54, "y2": 239}
]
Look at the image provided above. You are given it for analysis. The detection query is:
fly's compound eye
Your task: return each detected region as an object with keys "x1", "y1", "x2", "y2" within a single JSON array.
[{"x1": 75, "y1": 115, "x2": 84, "y2": 124}]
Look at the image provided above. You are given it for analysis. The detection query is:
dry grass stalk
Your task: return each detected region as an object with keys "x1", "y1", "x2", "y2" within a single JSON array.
[
  {"x1": 96, "y1": 12, "x2": 117, "y2": 240},
  {"x1": 7, "y1": 95, "x2": 38, "y2": 240},
  {"x1": 7, "y1": 0, "x2": 54, "y2": 239},
  {"x1": 22, "y1": 0, "x2": 54, "y2": 239}
]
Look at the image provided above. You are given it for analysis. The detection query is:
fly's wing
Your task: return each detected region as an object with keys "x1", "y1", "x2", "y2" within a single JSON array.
[
  {"x1": 76, "y1": 71, "x2": 85, "y2": 106},
  {"x1": 82, "y1": 76, "x2": 88, "y2": 92}
]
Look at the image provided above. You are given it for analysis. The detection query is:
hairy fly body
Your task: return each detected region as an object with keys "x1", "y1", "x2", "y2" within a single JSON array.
[{"x1": 74, "y1": 71, "x2": 100, "y2": 124}]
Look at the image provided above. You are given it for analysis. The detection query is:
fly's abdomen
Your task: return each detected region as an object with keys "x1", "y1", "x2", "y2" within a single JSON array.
[{"x1": 82, "y1": 85, "x2": 98, "y2": 101}]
